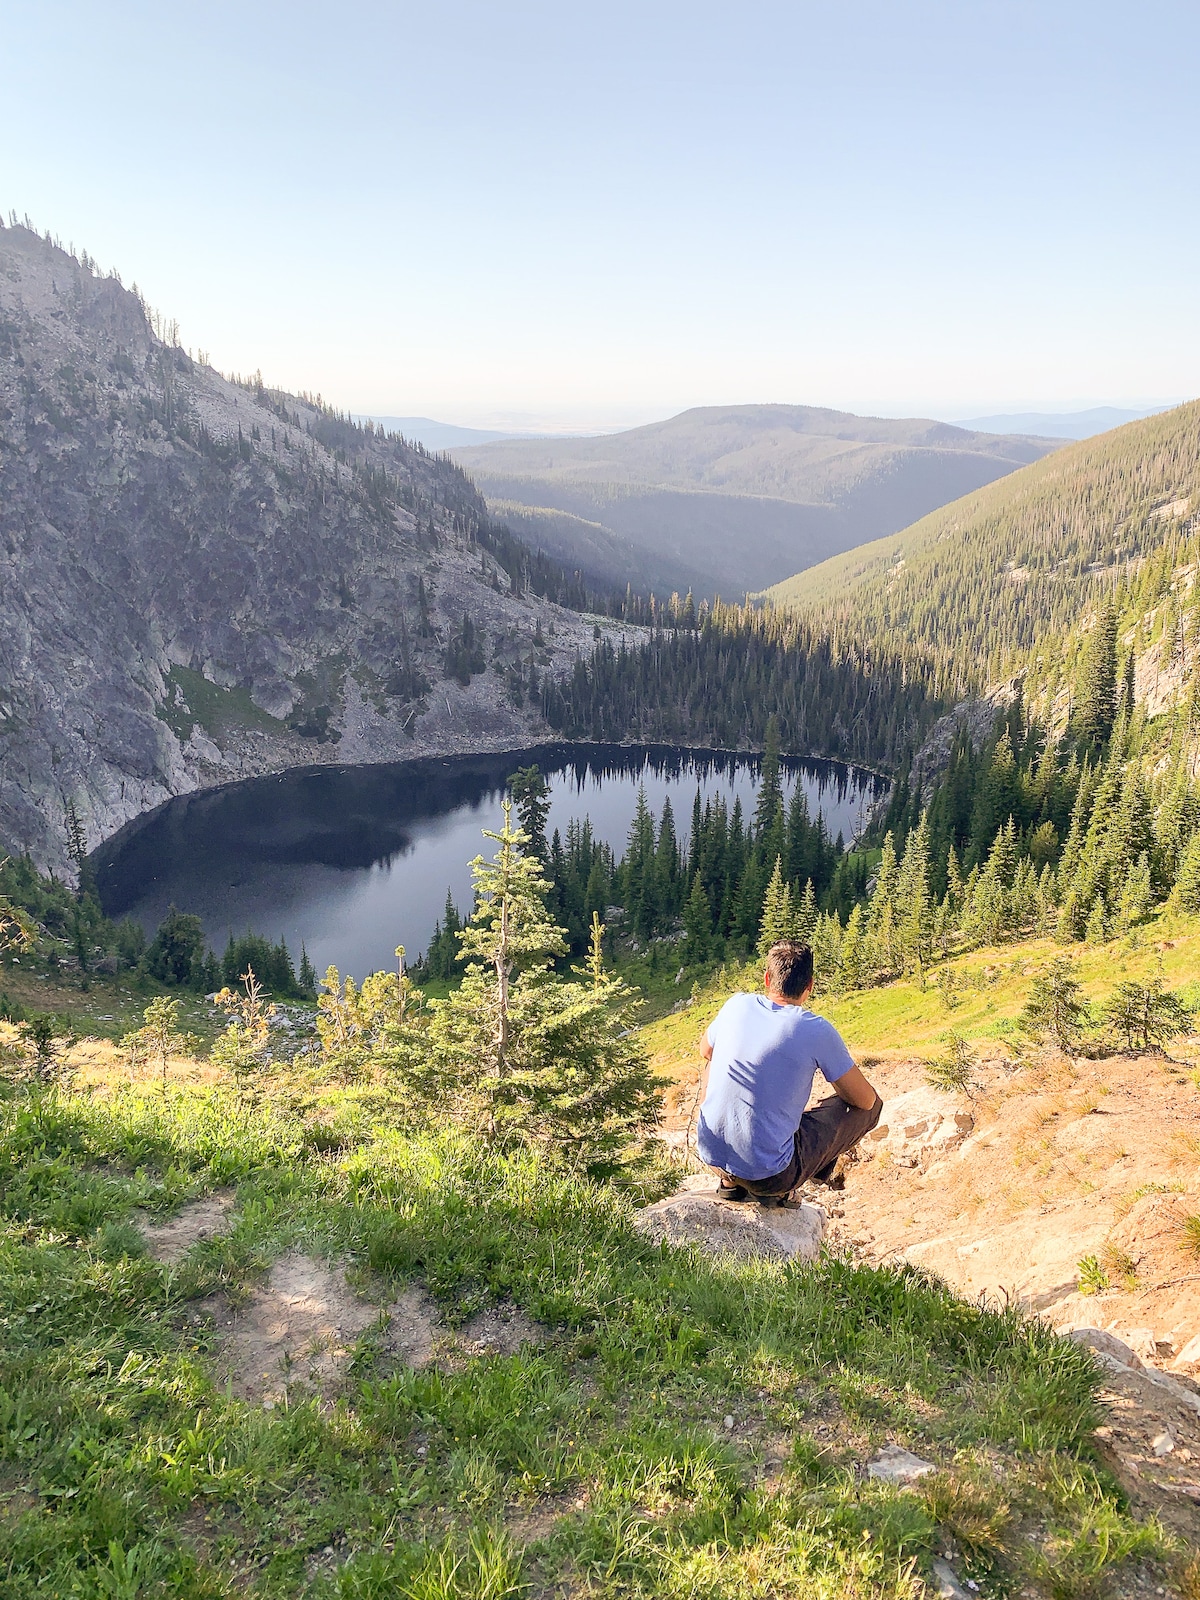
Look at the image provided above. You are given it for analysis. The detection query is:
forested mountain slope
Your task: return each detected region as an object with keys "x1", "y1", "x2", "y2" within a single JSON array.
[
  {"x1": 0, "y1": 224, "x2": 618, "y2": 873},
  {"x1": 764, "y1": 401, "x2": 1200, "y2": 692},
  {"x1": 452, "y1": 404, "x2": 1059, "y2": 600}
]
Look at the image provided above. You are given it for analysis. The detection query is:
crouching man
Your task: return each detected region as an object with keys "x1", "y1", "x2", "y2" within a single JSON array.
[{"x1": 696, "y1": 940, "x2": 881, "y2": 1203}]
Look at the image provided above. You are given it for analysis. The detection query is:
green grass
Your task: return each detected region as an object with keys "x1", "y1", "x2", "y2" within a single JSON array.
[
  {"x1": 0, "y1": 1068, "x2": 1179, "y2": 1599},
  {"x1": 0, "y1": 956, "x2": 242, "y2": 1047},
  {"x1": 157, "y1": 666, "x2": 287, "y2": 743}
]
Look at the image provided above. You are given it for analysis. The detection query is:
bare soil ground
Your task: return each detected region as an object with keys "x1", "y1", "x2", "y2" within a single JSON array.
[
  {"x1": 192, "y1": 1252, "x2": 442, "y2": 1407},
  {"x1": 460, "y1": 1302, "x2": 548, "y2": 1356},
  {"x1": 135, "y1": 1192, "x2": 235, "y2": 1263}
]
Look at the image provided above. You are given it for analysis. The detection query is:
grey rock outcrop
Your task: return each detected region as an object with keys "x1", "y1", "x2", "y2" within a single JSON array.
[
  {"x1": 866, "y1": 1444, "x2": 936, "y2": 1483},
  {"x1": 0, "y1": 225, "x2": 619, "y2": 872},
  {"x1": 634, "y1": 1190, "x2": 827, "y2": 1262}
]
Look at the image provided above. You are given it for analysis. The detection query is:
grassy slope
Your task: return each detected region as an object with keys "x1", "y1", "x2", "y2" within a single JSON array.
[
  {"x1": 0, "y1": 1064, "x2": 1180, "y2": 1596},
  {"x1": 643, "y1": 907, "x2": 1200, "y2": 1093}
]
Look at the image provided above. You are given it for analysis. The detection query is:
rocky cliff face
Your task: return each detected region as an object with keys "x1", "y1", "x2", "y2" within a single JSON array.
[{"x1": 0, "y1": 225, "x2": 617, "y2": 873}]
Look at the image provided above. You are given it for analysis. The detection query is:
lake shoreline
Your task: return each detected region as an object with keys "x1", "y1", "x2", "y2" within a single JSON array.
[{"x1": 87, "y1": 737, "x2": 891, "y2": 876}]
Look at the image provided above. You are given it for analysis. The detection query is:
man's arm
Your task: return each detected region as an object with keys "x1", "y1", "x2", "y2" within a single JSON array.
[
  {"x1": 697, "y1": 1031, "x2": 714, "y2": 1100},
  {"x1": 832, "y1": 1063, "x2": 879, "y2": 1111}
]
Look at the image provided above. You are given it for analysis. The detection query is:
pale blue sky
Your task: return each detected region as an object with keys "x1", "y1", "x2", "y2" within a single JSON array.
[{"x1": 2, "y1": 1, "x2": 1196, "y2": 429}]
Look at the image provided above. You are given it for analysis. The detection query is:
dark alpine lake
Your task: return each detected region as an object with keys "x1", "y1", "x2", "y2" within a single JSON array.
[{"x1": 93, "y1": 744, "x2": 884, "y2": 979}]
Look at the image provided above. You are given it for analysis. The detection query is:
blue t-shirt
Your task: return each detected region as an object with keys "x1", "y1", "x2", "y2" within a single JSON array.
[{"x1": 697, "y1": 992, "x2": 855, "y2": 1180}]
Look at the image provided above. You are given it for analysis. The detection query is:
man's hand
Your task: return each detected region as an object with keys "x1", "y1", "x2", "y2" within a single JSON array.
[{"x1": 832, "y1": 1064, "x2": 880, "y2": 1112}]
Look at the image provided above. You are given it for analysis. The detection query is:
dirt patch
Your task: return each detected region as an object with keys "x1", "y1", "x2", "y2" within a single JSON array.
[
  {"x1": 202, "y1": 1252, "x2": 441, "y2": 1406},
  {"x1": 136, "y1": 1191, "x2": 236, "y2": 1263},
  {"x1": 460, "y1": 1302, "x2": 549, "y2": 1356},
  {"x1": 0, "y1": 1479, "x2": 39, "y2": 1523},
  {"x1": 388, "y1": 1285, "x2": 442, "y2": 1367}
]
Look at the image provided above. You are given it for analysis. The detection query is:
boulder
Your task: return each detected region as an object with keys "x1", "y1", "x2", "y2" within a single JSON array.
[
  {"x1": 634, "y1": 1191, "x2": 826, "y2": 1263},
  {"x1": 1173, "y1": 1333, "x2": 1200, "y2": 1371},
  {"x1": 864, "y1": 1087, "x2": 974, "y2": 1170},
  {"x1": 1123, "y1": 1327, "x2": 1159, "y2": 1362},
  {"x1": 1065, "y1": 1326, "x2": 1143, "y2": 1370}
]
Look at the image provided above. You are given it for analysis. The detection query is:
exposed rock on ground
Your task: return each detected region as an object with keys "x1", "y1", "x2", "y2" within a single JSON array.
[
  {"x1": 863, "y1": 1084, "x2": 975, "y2": 1169},
  {"x1": 635, "y1": 1178, "x2": 827, "y2": 1262},
  {"x1": 865, "y1": 1443, "x2": 935, "y2": 1483},
  {"x1": 661, "y1": 1040, "x2": 1200, "y2": 1537}
]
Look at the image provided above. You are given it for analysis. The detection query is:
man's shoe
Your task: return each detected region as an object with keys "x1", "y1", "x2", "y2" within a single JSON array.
[{"x1": 717, "y1": 1179, "x2": 751, "y2": 1202}]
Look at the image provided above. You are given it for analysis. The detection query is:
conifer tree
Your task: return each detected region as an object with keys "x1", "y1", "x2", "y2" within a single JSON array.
[
  {"x1": 757, "y1": 856, "x2": 796, "y2": 956},
  {"x1": 1101, "y1": 976, "x2": 1193, "y2": 1054},
  {"x1": 810, "y1": 910, "x2": 843, "y2": 994},
  {"x1": 434, "y1": 801, "x2": 568, "y2": 1132},
  {"x1": 683, "y1": 871, "x2": 713, "y2": 962},
  {"x1": 968, "y1": 732, "x2": 1019, "y2": 865},
  {"x1": 753, "y1": 716, "x2": 784, "y2": 837},
  {"x1": 838, "y1": 903, "x2": 868, "y2": 991},
  {"x1": 867, "y1": 831, "x2": 900, "y2": 974},
  {"x1": 795, "y1": 879, "x2": 819, "y2": 946},
  {"x1": 509, "y1": 765, "x2": 551, "y2": 862},
  {"x1": 317, "y1": 949, "x2": 426, "y2": 1087},
  {"x1": 1019, "y1": 957, "x2": 1089, "y2": 1051},
  {"x1": 1072, "y1": 601, "x2": 1118, "y2": 752},
  {"x1": 896, "y1": 813, "x2": 933, "y2": 982},
  {"x1": 1036, "y1": 864, "x2": 1057, "y2": 934},
  {"x1": 945, "y1": 845, "x2": 966, "y2": 912},
  {"x1": 1175, "y1": 830, "x2": 1200, "y2": 912},
  {"x1": 1115, "y1": 851, "x2": 1152, "y2": 934}
]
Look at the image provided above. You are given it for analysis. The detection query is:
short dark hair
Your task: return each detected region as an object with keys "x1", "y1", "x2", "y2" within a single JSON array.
[{"x1": 765, "y1": 941, "x2": 814, "y2": 999}]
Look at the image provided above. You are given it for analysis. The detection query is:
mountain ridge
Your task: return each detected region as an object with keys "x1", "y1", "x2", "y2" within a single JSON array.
[
  {"x1": 451, "y1": 403, "x2": 1061, "y2": 599},
  {"x1": 761, "y1": 399, "x2": 1200, "y2": 690}
]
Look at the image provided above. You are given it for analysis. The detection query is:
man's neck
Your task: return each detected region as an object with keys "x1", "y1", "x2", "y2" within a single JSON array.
[{"x1": 765, "y1": 989, "x2": 808, "y2": 1008}]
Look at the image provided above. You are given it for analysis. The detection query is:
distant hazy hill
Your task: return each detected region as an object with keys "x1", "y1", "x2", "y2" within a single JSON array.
[
  {"x1": 451, "y1": 405, "x2": 1059, "y2": 599},
  {"x1": 354, "y1": 415, "x2": 520, "y2": 450},
  {"x1": 958, "y1": 405, "x2": 1176, "y2": 440},
  {"x1": 763, "y1": 401, "x2": 1200, "y2": 685}
]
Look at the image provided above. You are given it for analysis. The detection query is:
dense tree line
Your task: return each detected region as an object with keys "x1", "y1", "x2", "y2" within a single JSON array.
[
  {"x1": 539, "y1": 601, "x2": 948, "y2": 769},
  {"x1": 0, "y1": 849, "x2": 316, "y2": 1008},
  {"x1": 803, "y1": 657, "x2": 1200, "y2": 992},
  {"x1": 425, "y1": 610, "x2": 1200, "y2": 999},
  {"x1": 418, "y1": 729, "x2": 872, "y2": 981}
]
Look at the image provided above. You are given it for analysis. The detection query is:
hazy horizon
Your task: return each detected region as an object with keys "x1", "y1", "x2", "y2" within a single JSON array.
[{"x1": 358, "y1": 398, "x2": 1186, "y2": 442}]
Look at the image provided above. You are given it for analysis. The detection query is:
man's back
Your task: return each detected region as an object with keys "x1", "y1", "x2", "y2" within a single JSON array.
[{"x1": 697, "y1": 991, "x2": 854, "y2": 1181}]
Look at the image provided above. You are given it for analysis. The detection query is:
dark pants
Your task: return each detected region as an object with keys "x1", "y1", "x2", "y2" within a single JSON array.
[{"x1": 720, "y1": 1095, "x2": 882, "y2": 1196}]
